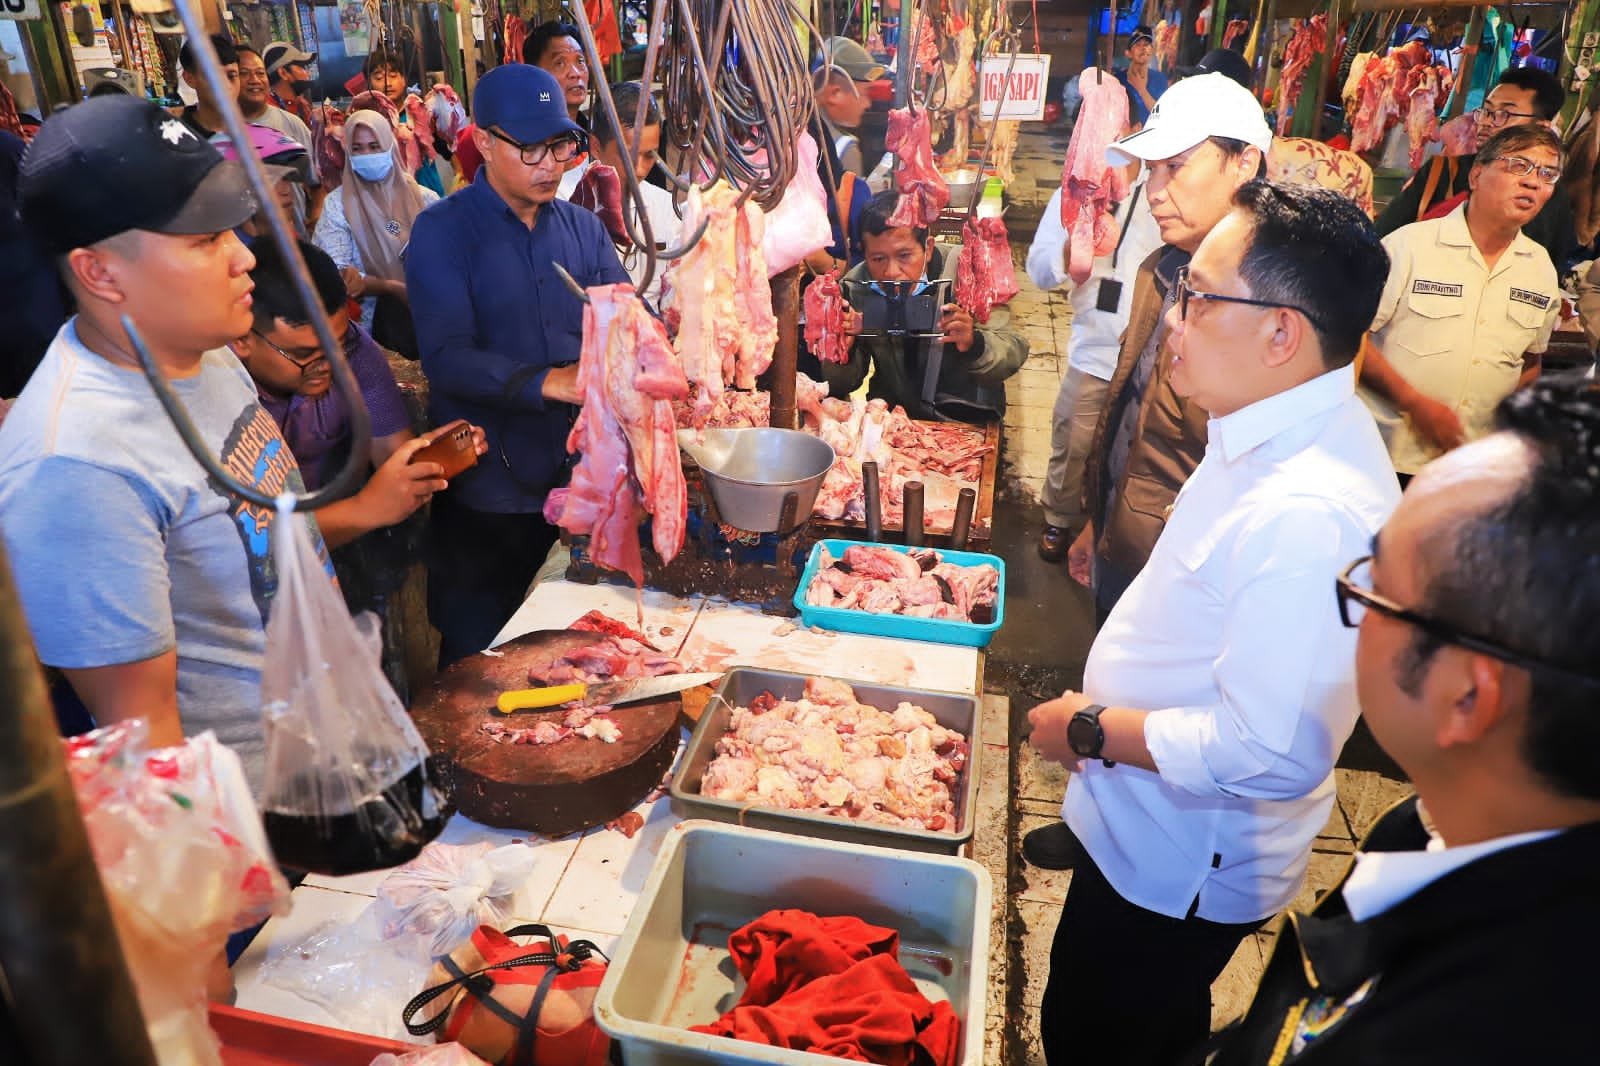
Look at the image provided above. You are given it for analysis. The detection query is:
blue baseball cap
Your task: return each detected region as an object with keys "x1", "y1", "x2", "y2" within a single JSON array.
[{"x1": 472, "y1": 64, "x2": 582, "y2": 146}]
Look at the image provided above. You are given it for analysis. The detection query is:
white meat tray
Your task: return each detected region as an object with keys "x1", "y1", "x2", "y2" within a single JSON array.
[{"x1": 594, "y1": 820, "x2": 992, "y2": 1066}]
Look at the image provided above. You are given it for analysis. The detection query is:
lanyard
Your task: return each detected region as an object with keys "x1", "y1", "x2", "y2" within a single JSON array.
[{"x1": 1109, "y1": 179, "x2": 1145, "y2": 270}]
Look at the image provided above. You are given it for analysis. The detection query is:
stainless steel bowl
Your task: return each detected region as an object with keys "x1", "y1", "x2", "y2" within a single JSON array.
[{"x1": 677, "y1": 427, "x2": 835, "y2": 533}]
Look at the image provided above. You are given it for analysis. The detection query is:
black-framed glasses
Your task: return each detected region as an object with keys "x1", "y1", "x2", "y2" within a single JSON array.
[
  {"x1": 252, "y1": 329, "x2": 324, "y2": 372},
  {"x1": 1174, "y1": 265, "x2": 1327, "y2": 333},
  {"x1": 1490, "y1": 154, "x2": 1562, "y2": 186},
  {"x1": 487, "y1": 128, "x2": 586, "y2": 166},
  {"x1": 1335, "y1": 556, "x2": 1600, "y2": 686},
  {"x1": 1473, "y1": 105, "x2": 1538, "y2": 128}
]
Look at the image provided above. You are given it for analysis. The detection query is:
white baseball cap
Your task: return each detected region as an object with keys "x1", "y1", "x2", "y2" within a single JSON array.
[{"x1": 1106, "y1": 73, "x2": 1271, "y2": 165}]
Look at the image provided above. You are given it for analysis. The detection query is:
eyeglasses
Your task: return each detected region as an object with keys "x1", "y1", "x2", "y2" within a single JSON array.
[
  {"x1": 1174, "y1": 266, "x2": 1327, "y2": 333},
  {"x1": 1335, "y1": 556, "x2": 1600, "y2": 686},
  {"x1": 487, "y1": 128, "x2": 586, "y2": 166},
  {"x1": 1473, "y1": 105, "x2": 1539, "y2": 128},
  {"x1": 1489, "y1": 154, "x2": 1563, "y2": 186},
  {"x1": 252, "y1": 329, "x2": 324, "y2": 372}
]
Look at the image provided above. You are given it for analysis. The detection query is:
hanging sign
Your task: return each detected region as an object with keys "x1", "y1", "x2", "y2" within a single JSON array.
[
  {"x1": 977, "y1": 53, "x2": 1052, "y2": 121},
  {"x1": 338, "y1": 0, "x2": 372, "y2": 56},
  {"x1": 0, "y1": 0, "x2": 41, "y2": 21}
]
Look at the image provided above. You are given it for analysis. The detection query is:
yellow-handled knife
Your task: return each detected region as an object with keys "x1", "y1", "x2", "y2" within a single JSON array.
[{"x1": 495, "y1": 672, "x2": 724, "y2": 714}]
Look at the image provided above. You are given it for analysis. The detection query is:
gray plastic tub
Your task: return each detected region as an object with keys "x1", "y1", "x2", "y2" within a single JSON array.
[
  {"x1": 594, "y1": 820, "x2": 991, "y2": 1066},
  {"x1": 670, "y1": 668, "x2": 980, "y2": 854}
]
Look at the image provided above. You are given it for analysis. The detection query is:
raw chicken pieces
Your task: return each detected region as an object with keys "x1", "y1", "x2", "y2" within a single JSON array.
[
  {"x1": 803, "y1": 544, "x2": 1000, "y2": 624},
  {"x1": 885, "y1": 107, "x2": 950, "y2": 228},
  {"x1": 544, "y1": 284, "x2": 688, "y2": 587},
  {"x1": 699, "y1": 676, "x2": 971, "y2": 832},
  {"x1": 1059, "y1": 69, "x2": 1130, "y2": 284},
  {"x1": 803, "y1": 267, "x2": 850, "y2": 365},
  {"x1": 662, "y1": 181, "x2": 778, "y2": 424},
  {"x1": 796, "y1": 373, "x2": 990, "y2": 529},
  {"x1": 954, "y1": 216, "x2": 1019, "y2": 324}
]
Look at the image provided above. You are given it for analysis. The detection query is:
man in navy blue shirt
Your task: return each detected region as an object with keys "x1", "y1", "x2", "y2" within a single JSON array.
[{"x1": 407, "y1": 63, "x2": 628, "y2": 666}]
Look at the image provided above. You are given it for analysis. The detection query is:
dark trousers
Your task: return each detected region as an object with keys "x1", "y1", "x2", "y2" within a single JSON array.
[
  {"x1": 1042, "y1": 852, "x2": 1263, "y2": 1066},
  {"x1": 426, "y1": 494, "x2": 560, "y2": 669}
]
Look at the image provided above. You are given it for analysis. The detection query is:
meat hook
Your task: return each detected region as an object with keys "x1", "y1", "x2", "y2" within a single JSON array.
[
  {"x1": 552, "y1": 262, "x2": 593, "y2": 304},
  {"x1": 126, "y1": 0, "x2": 369, "y2": 513}
]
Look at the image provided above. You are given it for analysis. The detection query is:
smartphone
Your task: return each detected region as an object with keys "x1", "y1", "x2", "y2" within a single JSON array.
[{"x1": 412, "y1": 419, "x2": 478, "y2": 479}]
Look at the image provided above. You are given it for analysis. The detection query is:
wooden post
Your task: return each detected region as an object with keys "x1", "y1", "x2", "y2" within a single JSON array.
[
  {"x1": 1304, "y1": 0, "x2": 1341, "y2": 139},
  {"x1": 765, "y1": 265, "x2": 802, "y2": 431},
  {"x1": 0, "y1": 542, "x2": 158, "y2": 1066}
]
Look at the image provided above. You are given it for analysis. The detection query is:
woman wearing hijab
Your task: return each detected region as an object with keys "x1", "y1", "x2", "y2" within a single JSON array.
[{"x1": 313, "y1": 109, "x2": 439, "y2": 359}]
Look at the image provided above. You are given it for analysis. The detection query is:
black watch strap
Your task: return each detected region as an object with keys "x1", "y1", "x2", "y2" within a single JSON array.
[{"x1": 1072, "y1": 703, "x2": 1116, "y2": 768}]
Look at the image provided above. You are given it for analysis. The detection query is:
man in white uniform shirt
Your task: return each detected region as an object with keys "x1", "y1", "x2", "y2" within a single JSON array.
[
  {"x1": 1027, "y1": 182, "x2": 1402, "y2": 1066},
  {"x1": 1360, "y1": 123, "x2": 1561, "y2": 484}
]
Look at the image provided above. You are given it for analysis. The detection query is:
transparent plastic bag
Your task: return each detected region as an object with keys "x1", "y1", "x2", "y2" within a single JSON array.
[
  {"x1": 65, "y1": 722, "x2": 292, "y2": 1066},
  {"x1": 370, "y1": 1044, "x2": 492, "y2": 1066},
  {"x1": 761, "y1": 132, "x2": 834, "y2": 276},
  {"x1": 259, "y1": 842, "x2": 537, "y2": 1040},
  {"x1": 259, "y1": 496, "x2": 452, "y2": 875}
]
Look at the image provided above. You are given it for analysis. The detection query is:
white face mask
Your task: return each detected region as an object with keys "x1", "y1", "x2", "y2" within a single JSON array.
[{"x1": 351, "y1": 152, "x2": 394, "y2": 182}]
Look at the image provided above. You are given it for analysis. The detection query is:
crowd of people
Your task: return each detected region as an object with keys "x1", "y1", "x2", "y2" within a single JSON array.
[
  {"x1": 1019, "y1": 35, "x2": 1596, "y2": 1066},
  {"x1": 0, "y1": 18, "x2": 1593, "y2": 1065}
]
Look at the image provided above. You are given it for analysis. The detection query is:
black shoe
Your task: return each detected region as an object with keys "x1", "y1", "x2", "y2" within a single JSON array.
[
  {"x1": 1022, "y1": 821, "x2": 1086, "y2": 870},
  {"x1": 1038, "y1": 524, "x2": 1070, "y2": 563}
]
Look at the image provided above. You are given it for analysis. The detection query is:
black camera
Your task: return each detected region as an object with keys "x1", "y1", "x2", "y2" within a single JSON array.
[{"x1": 841, "y1": 278, "x2": 953, "y2": 338}]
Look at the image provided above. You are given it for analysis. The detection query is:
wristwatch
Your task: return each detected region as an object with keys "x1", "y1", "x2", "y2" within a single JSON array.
[{"x1": 1067, "y1": 704, "x2": 1116, "y2": 768}]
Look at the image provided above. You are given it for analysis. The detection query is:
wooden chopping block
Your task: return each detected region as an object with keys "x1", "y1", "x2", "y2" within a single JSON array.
[{"x1": 410, "y1": 631, "x2": 680, "y2": 837}]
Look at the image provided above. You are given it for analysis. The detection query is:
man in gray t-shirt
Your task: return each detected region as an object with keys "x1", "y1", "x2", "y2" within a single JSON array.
[{"x1": 0, "y1": 95, "x2": 328, "y2": 794}]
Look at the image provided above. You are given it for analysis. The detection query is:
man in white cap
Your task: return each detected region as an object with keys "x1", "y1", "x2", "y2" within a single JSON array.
[
  {"x1": 1029, "y1": 179, "x2": 1399, "y2": 1066},
  {"x1": 1027, "y1": 72, "x2": 1273, "y2": 867}
]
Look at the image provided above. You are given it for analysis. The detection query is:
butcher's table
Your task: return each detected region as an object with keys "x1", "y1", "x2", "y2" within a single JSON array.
[{"x1": 230, "y1": 577, "x2": 1010, "y2": 1056}]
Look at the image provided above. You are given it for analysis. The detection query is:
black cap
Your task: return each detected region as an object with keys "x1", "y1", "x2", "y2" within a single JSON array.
[
  {"x1": 19, "y1": 96, "x2": 256, "y2": 255},
  {"x1": 1175, "y1": 47, "x2": 1254, "y2": 90},
  {"x1": 1129, "y1": 26, "x2": 1155, "y2": 46}
]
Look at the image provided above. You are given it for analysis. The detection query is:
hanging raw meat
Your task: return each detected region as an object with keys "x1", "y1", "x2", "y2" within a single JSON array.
[
  {"x1": 1276, "y1": 16, "x2": 1327, "y2": 136},
  {"x1": 1059, "y1": 68, "x2": 1130, "y2": 285},
  {"x1": 989, "y1": 121, "x2": 1020, "y2": 185},
  {"x1": 1153, "y1": 21, "x2": 1179, "y2": 72},
  {"x1": 804, "y1": 268, "x2": 850, "y2": 365},
  {"x1": 572, "y1": 163, "x2": 629, "y2": 246},
  {"x1": 1402, "y1": 64, "x2": 1445, "y2": 169},
  {"x1": 1223, "y1": 18, "x2": 1250, "y2": 50},
  {"x1": 661, "y1": 181, "x2": 778, "y2": 423},
  {"x1": 886, "y1": 107, "x2": 951, "y2": 228},
  {"x1": 954, "y1": 216, "x2": 1018, "y2": 324},
  {"x1": 503, "y1": 15, "x2": 527, "y2": 65},
  {"x1": 545, "y1": 284, "x2": 688, "y2": 587},
  {"x1": 1436, "y1": 112, "x2": 1477, "y2": 156},
  {"x1": 311, "y1": 103, "x2": 347, "y2": 191}
]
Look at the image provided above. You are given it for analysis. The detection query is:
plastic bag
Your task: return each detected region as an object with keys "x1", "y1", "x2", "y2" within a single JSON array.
[
  {"x1": 260, "y1": 842, "x2": 538, "y2": 1040},
  {"x1": 761, "y1": 132, "x2": 834, "y2": 276},
  {"x1": 66, "y1": 722, "x2": 291, "y2": 1066},
  {"x1": 371, "y1": 1044, "x2": 492, "y2": 1066},
  {"x1": 259, "y1": 496, "x2": 452, "y2": 876}
]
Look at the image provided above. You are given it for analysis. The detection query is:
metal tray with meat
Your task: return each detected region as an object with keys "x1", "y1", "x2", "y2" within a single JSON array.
[
  {"x1": 670, "y1": 668, "x2": 981, "y2": 855},
  {"x1": 793, "y1": 540, "x2": 1005, "y2": 649}
]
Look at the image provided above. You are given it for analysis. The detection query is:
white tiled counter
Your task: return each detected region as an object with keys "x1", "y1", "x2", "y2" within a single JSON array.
[{"x1": 232, "y1": 580, "x2": 999, "y2": 1047}]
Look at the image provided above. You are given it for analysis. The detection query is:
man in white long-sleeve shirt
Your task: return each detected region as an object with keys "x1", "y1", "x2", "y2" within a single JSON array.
[
  {"x1": 1027, "y1": 155, "x2": 1163, "y2": 562},
  {"x1": 1027, "y1": 182, "x2": 1401, "y2": 1066}
]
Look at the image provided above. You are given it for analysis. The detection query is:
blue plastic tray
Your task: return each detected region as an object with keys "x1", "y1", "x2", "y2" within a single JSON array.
[{"x1": 793, "y1": 539, "x2": 1005, "y2": 648}]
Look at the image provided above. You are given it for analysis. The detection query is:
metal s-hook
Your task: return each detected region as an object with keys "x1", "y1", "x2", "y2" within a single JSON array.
[
  {"x1": 967, "y1": 28, "x2": 1022, "y2": 226},
  {"x1": 129, "y1": 0, "x2": 370, "y2": 512}
]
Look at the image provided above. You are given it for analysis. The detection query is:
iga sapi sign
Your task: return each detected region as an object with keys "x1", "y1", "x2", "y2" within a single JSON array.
[
  {"x1": 0, "y1": 0, "x2": 40, "y2": 19},
  {"x1": 977, "y1": 53, "x2": 1051, "y2": 122}
]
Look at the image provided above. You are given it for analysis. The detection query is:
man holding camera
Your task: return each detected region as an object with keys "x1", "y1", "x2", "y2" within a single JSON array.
[{"x1": 820, "y1": 189, "x2": 1028, "y2": 423}]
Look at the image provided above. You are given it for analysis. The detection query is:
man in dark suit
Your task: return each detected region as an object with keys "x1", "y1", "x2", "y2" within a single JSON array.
[{"x1": 1207, "y1": 374, "x2": 1600, "y2": 1065}]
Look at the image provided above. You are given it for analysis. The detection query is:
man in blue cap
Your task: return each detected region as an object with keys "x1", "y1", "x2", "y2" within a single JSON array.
[{"x1": 406, "y1": 63, "x2": 629, "y2": 667}]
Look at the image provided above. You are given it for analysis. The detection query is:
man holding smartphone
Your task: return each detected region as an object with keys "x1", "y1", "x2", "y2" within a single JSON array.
[{"x1": 822, "y1": 189, "x2": 1028, "y2": 423}]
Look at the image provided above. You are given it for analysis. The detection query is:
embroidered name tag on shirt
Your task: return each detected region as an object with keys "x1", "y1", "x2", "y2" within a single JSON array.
[
  {"x1": 1509, "y1": 288, "x2": 1552, "y2": 310},
  {"x1": 1412, "y1": 280, "x2": 1463, "y2": 297}
]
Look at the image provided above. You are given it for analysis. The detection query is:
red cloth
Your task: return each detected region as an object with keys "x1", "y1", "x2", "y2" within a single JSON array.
[
  {"x1": 455, "y1": 124, "x2": 483, "y2": 185},
  {"x1": 586, "y1": 0, "x2": 622, "y2": 65},
  {"x1": 1420, "y1": 191, "x2": 1469, "y2": 223},
  {"x1": 690, "y1": 910, "x2": 962, "y2": 1066}
]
